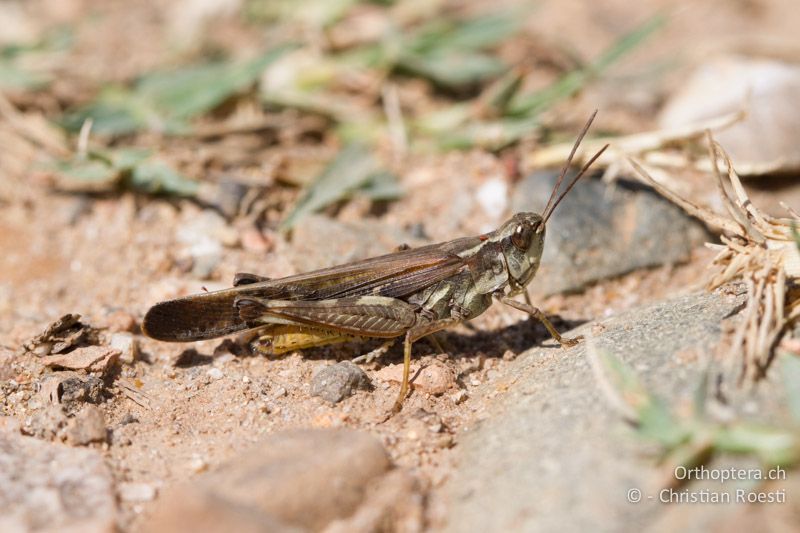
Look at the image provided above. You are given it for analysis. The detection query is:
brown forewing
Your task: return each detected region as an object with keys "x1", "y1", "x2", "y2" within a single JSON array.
[{"x1": 142, "y1": 239, "x2": 477, "y2": 342}]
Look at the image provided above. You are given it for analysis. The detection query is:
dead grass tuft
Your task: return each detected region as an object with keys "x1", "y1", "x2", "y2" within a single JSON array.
[{"x1": 629, "y1": 132, "x2": 800, "y2": 383}]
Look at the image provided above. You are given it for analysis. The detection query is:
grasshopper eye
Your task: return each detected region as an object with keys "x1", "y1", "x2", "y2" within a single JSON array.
[{"x1": 511, "y1": 224, "x2": 532, "y2": 251}]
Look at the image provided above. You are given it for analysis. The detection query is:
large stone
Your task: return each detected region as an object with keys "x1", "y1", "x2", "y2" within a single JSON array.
[
  {"x1": 659, "y1": 56, "x2": 800, "y2": 175},
  {"x1": 512, "y1": 174, "x2": 708, "y2": 295},
  {"x1": 443, "y1": 290, "x2": 755, "y2": 533},
  {"x1": 0, "y1": 430, "x2": 116, "y2": 532},
  {"x1": 146, "y1": 429, "x2": 420, "y2": 532}
]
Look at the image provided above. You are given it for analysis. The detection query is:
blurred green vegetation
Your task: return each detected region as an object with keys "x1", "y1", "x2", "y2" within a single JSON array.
[
  {"x1": 280, "y1": 143, "x2": 401, "y2": 231},
  {"x1": 54, "y1": 148, "x2": 199, "y2": 196},
  {"x1": 1, "y1": 1, "x2": 666, "y2": 227},
  {"x1": 0, "y1": 26, "x2": 72, "y2": 90},
  {"x1": 61, "y1": 46, "x2": 294, "y2": 135},
  {"x1": 593, "y1": 346, "x2": 800, "y2": 483}
]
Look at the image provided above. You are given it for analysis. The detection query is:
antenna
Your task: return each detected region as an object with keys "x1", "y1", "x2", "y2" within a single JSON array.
[
  {"x1": 540, "y1": 110, "x2": 608, "y2": 225},
  {"x1": 542, "y1": 143, "x2": 609, "y2": 224}
]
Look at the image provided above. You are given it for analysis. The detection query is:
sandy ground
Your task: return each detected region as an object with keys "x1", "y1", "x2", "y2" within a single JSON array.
[{"x1": 0, "y1": 173, "x2": 716, "y2": 530}]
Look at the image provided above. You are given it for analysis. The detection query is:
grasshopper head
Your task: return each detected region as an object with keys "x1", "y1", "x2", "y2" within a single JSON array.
[
  {"x1": 499, "y1": 212, "x2": 546, "y2": 292},
  {"x1": 500, "y1": 110, "x2": 609, "y2": 294}
]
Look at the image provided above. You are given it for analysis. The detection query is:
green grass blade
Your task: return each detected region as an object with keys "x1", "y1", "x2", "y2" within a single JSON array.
[
  {"x1": 408, "y1": 13, "x2": 521, "y2": 54},
  {"x1": 592, "y1": 347, "x2": 687, "y2": 448},
  {"x1": 782, "y1": 354, "x2": 800, "y2": 423},
  {"x1": 60, "y1": 45, "x2": 293, "y2": 135},
  {"x1": 139, "y1": 45, "x2": 294, "y2": 120},
  {"x1": 714, "y1": 424, "x2": 799, "y2": 467},
  {"x1": 279, "y1": 143, "x2": 382, "y2": 232},
  {"x1": 509, "y1": 13, "x2": 665, "y2": 117},
  {"x1": 435, "y1": 116, "x2": 539, "y2": 151},
  {"x1": 127, "y1": 159, "x2": 199, "y2": 196},
  {"x1": 51, "y1": 149, "x2": 196, "y2": 197},
  {"x1": 0, "y1": 59, "x2": 50, "y2": 90},
  {"x1": 60, "y1": 86, "x2": 178, "y2": 135},
  {"x1": 358, "y1": 171, "x2": 403, "y2": 201},
  {"x1": 396, "y1": 51, "x2": 506, "y2": 90}
]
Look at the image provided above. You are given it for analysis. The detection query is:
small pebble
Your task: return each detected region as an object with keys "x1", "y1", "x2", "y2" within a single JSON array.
[
  {"x1": 27, "y1": 398, "x2": 42, "y2": 410},
  {"x1": 65, "y1": 405, "x2": 107, "y2": 446},
  {"x1": 189, "y1": 455, "x2": 208, "y2": 473},
  {"x1": 374, "y1": 361, "x2": 455, "y2": 395},
  {"x1": 215, "y1": 353, "x2": 235, "y2": 365},
  {"x1": 60, "y1": 375, "x2": 105, "y2": 406},
  {"x1": 118, "y1": 482, "x2": 157, "y2": 503},
  {"x1": 110, "y1": 333, "x2": 138, "y2": 365},
  {"x1": 310, "y1": 362, "x2": 370, "y2": 404},
  {"x1": 451, "y1": 390, "x2": 468, "y2": 405},
  {"x1": 475, "y1": 177, "x2": 509, "y2": 222},
  {"x1": 105, "y1": 310, "x2": 137, "y2": 333},
  {"x1": 413, "y1": 362, "x2": 456, "y2": 395},
  {"x1": 241, "y1": 227, "x2": 271, "y2": 253},
  {"x1": 242, "y1": 375, "x2": 251, "y2": 384},
  {"x1": 207, "y1": 368, "x2": 224, "y2": 380},
  {"x1": 191, "y1": 246, "x2": 223, "y2": 280},
  {"x1": 8, "y1": 391, "x2": 23, "y2": 405},
  {"x1": 433, "y1": 435, "x2": 454, "y2": 449},
  {"x1": 120, "y1": 414, "x2": 139, "y2": 425}
]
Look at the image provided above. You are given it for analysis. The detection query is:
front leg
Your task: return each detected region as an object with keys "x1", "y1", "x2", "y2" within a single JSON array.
[{"x1": 498, "y1": 293, "x2": 582, "y2": 348}]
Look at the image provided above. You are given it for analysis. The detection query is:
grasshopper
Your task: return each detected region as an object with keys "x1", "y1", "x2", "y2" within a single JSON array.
[{"x1": 143, "y1": 112, "x2": 608, "y2": 412}]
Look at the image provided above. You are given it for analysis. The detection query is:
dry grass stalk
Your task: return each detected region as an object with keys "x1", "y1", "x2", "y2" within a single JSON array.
[
  {"x1": 0, "y1": 90, "x2": 71, "y2": 200},
  {"x1": 628, "y1": 132, "x2": 800, "y2": 383},
  {"x1": 524, "y1": 110, "x2": 744, "y2": 177}
]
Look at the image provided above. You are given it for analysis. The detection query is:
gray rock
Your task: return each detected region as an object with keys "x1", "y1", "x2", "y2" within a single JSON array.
[
  {"x1": 289, "y1": 215, "x2": 425, "y2": 273},
  {"x1": 512, "y1": 173, "x2": 708, "y2": 295},
  {"x1": 0, "y1": 431, "x2": 116, "y2": 532},
  {"x1": 310, "y1": 361, "x2": 371, "y2": 403},
  {"x1": 443, "y1": 290, "x2": 747, "y2": 533},
  {"x1": 145, "y1": 429, "x2": 420, "y2": 532},
  {"x1": 197, "y1": 179, "x2": 251, "y2": 218}
]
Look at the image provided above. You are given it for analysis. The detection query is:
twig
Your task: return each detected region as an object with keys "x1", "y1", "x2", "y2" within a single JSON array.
[{"x1": 382, "y1": 83, "x2": 407, "y2": 163}]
